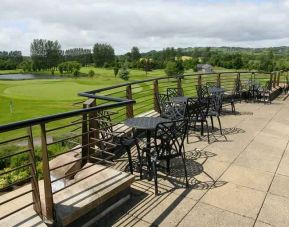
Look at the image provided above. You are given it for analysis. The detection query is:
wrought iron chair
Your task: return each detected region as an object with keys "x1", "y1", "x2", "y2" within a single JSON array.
[
  {"x1": 167, "y1": 87, "x2": 184, "y2": 99},
  {"x1": 195, "y1": 85, "x2": 209, "y2": 102},
  {"x1": 207, "y1": 93, "x2": 223, "y2": 135},
  {"x1": 186, "y1": 98, "x2": 210, "y2": 143},
  {"x1": 259, "y1": 80, "x2": 272, "y2": 104},
  {"x1": 155, "y1": 92, "x2": 169, "y2": 116},
  {"x1": 151, "y1": 119, "x2": 189, "y2": 195},
  {"x1": 92, "y1": 110, "x2": 135, "y2": 174},
  {"x1": 161, "y1": 101, "x2": 187, "y2": 120},
  {"x1": 222, "y1": 78, "x2": 239, "y2": 113}
]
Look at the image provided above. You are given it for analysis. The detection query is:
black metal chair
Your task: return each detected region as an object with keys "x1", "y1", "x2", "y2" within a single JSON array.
[
  {"x1": 207, "y1": 93, "x2": 223, "y2": 135},
  {"x1": 155, "y1": 92, "x2": 169, "y2": 116},
  {"x1": 167, "y1": 87, "x2": 184, "y2": 98},
  {"x1": 186, "y1": 98, "x2": 210, "y2": 143},
  {"x1": 93, "y1": 110, "x2": 135, "y2": 174},
  {"x1": 259, "y1": 80, "x2": 272, "y2": 104},
  {"x1": 161, "y1": 101, "x2": 187, "y2": 120},
  {"x1": 195, "y1": 85, "x2": 209, "y2": 102},
  {"x1": 151, "y1": 119, "x2": 189, "y2": 195}
]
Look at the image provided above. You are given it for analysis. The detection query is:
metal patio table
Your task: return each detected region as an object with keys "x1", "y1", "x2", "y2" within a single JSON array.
[
  {"x1": 124, "y1": 116, "x2": 168, "y2": 179},
  {"x1": 208, "y1": 87, "x2": 225, "y2": 95}
]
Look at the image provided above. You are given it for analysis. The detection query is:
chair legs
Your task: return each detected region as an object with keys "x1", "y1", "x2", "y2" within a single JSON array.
[
  {"x1": 181, "y1": 150, "x2": 189, "y2": 188},
  {"x1": 210, "y1": 116, "x2": 214, "y2": 130},
  {"x1": 217, "y1": 116, "x2": 223, "y2": 135},
  {"x1": 125, "y1": 146, "x2": 134, "y2": 174},
  {"x1": 152, "y1": 160, "x2": 158, "y2": 195}
]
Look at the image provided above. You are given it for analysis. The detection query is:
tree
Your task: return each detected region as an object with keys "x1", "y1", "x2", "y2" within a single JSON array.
[
  {"x1": 30, "y1": 39, "x2": 62, "y2": 70},
  {"x1": 58, "y1": 61, "x2": 81, "y2": 75},
  {"x1": 131, "y1": 46, "x2": 141, "y2": 62},
  {"x1": 65, "y1": 48, "x2": 92, "y2": 66},
  {"x1": 93, "y1": 43, "x2": 115, "y2": 67},
  {"x1": 175, "y1": 59, "x2": 184, "y2": 75},
  {"x1": 165, "y1": 61, "x2": 179, "y2": 77},
  {"x1": 19, "y1": 60, "x2": 32, "y2": 72},
  {"x1": 119, "y1": 64, "x2": 130, "y2": 80},
  {"x1": 88, "y1": 70, "x2": 95, "y2": 77}
]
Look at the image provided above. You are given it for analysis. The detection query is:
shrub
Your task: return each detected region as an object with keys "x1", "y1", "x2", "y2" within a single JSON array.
[
  {"x1": 103, "y1": 62, "x2": 110, "y2": 68},
  {"x1": 88, "y1": 69, "x2": 95, "y2": 77},
  {"x1": 58, "y1": 61, "x2": 81, "y2": 75},
  {"x1": 119, "y1": 67, "x2": 130, "y2": 80}
]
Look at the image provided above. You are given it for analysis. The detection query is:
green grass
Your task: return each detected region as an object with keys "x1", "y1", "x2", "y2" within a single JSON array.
[
  {"x1": 0, "y1": 67, "x2": 166, "y2": 126},
  {"x1": 0, "y1": 69, "x2": 22, "y2": 75}
]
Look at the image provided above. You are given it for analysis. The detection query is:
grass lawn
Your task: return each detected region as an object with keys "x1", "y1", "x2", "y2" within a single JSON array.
[{"x1": 0, "y1": 67, "x2": 167, "y2": 126}]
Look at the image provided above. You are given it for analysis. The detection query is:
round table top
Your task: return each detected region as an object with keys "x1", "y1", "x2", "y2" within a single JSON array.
[
  {"x1": 171, "y1": 96, "x2": 190, "y2": 103},
  {"x1": 208, "y1": 87, "x2": 225, "y2": 94},
  {"x1": 124, "y1": 117, "x2": 168, "y2": 130}
]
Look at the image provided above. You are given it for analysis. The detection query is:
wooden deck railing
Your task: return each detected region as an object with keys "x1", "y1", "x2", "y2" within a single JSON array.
[{"x1": 0, "y1": 70, "x2": 286, "y2": 225}]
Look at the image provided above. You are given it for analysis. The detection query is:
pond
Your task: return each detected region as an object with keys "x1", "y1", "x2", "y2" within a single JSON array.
[{"x1": 0, "y1": 74, "x2": 62, "y2": 80}]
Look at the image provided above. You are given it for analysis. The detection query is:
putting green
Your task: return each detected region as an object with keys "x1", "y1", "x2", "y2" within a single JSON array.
[{"x1": 2, "y1": 81, "x2": 101, "y2": 101}]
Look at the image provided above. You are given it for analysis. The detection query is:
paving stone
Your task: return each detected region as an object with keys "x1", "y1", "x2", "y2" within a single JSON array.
[
  {"x1": 221, "y1": 164, "x2": 273, "y2": 192},
  {"x1": 257, "y1": 194, "x2": 289, "y2": 227},
  {"x1": 201, "y1": 183, "x2": 266, "y2": 218},
  {"x1": 178, "y1": 202, "x2": 254, "y2": 227},
  {"x1": 269, "y1": 174, "x2": 289, "y2": 198}
]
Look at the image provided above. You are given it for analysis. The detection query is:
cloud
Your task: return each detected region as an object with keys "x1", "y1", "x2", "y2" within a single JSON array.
[{"x1": 0, "y1": 0, "x2": 289, "y2": 55}]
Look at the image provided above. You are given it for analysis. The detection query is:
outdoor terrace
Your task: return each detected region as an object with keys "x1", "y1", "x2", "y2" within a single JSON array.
[{"x1": 0, "y1": 71, "x2": 288, "y2": 227}]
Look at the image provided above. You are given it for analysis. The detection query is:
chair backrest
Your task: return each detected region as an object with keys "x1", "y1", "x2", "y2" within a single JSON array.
[
  {"x1": 167, "y1": 88, "x2": 184, "y2": 98},
  {"x1": 195, "y1": 85, "x2": 209, "y2": 100},
  {"x1": 233, "y1": 78, "x2": 241, "y2": 93},
  {"x1": 187, "y1": 98, "x2": 209, "y2": 120},
  {"x1": 154, "y1": 119, "x2": 188, "y2": 159},
  {"x1": 96, "y1": 110, "x2": 114, "y2": 140},
  {"x1": 155, "y1": 92, "x2": 169, "y2": 115},
  {"x1": 210, "y1": 93, "x2": 223, "y2": 113},
  {"x1": 206, "y1": 82, "x2": 217, "y2": 89},
  {"x1": 161, "y1": 101, "x2": 187, "y2": 120}
]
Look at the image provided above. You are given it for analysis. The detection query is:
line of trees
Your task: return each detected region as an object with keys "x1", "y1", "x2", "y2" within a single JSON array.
[
  {"x1": 3, "y1": 39, "x2": 289, "y2": 76},
  {"x1": 0, "y1": 51, "x2": 23, "y2": 70}
]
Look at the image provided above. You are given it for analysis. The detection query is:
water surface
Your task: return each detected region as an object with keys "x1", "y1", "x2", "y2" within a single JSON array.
[{"x1": 0, "y1": 74, "x2": 61, "y2": 80}]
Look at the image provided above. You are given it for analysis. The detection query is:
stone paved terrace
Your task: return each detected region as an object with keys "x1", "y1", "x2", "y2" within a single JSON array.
[{"x1": 100, "y1": 95, "x2": 289, "y2": 227}]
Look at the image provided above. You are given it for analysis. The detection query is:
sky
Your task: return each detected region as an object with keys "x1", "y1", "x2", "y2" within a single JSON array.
[{"x1": 1, "y1": 0, "x2": 289, "y2": 55}]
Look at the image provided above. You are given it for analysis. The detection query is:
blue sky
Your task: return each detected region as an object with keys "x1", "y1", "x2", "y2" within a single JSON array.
[{"x1": 0, "y1": 0, "x2": 289, "y2": 55}]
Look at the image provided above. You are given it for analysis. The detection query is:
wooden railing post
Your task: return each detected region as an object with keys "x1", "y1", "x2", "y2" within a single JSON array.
[
  {"x1": 82, "y1": 99, "x2": 97, "y2": 164},
  {"x1": 198, "y1": 75, "x2": 202, "y2": 86},
  {"x1": 217, "y1": 73, "x2": 221, "y2": 88},
  {"x1": 27, "y1": 126, "x2": 42, "y2": 217},
  {"x1": 153, "y1": 79, "x2": 160, "y2": 112},
  {"x1": 40, "y1": 123, "x2": 54, "y2": 225},
  {"x1": 269, "y1": 73, "x2": 273, "y2": 90},
  {"x1": 126, "y1": 85, "x2": 134, "y2": 118},
  {"x1": 273, "y1": 72, "x2": 277, "y2": 88},
  {"x1": 277, "y1": 71, "x2": 280, "y2": 86},
  {"x1": 177, "y1": 77, "x2": 182, "y2": 95}
]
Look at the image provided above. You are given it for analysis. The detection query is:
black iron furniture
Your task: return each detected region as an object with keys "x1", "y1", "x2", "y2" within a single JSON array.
[
  {"x1": 207, "y1": 93, "x2": 223, "y2": 135},
  {"x1": 186, "y1": 98, "x2": 210, "y2": 143},
  {"x1": 196, "y1": 85, "x2": 210, "y2": 101},
  {"x1": 152, "y1": 119, "x2": 189, "y2": 195},
  {"x1": 94, "y1": 110, "x2": 135, "y2": 174},
  {"x1": 124, "y1": 116, "x2": 168, "y2": 179},
  {"x1": 155, "y1": 92, "x2": 169, "y2": 116}
]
